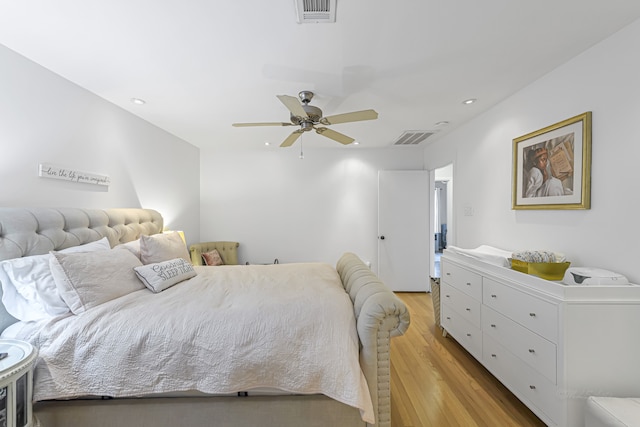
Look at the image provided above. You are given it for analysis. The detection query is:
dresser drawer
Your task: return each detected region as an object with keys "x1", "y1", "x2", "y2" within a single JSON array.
[
  {"x1": 441, "y1": 282, "x2": 481, "y2": 325},
  {"x1": 441, "y1": 261, "x2": 482, "y2": 300},
  {"x1": 483, "y1": 334, "x2": 561, "y2": 425},
  {"x1": 482, "y1": 305, "x2": 557, "y2": 384},
  {"x1": 483, "y1": 277, "x2": 558, "y2": 342},
  {"x1": 441, "y1": 303, "x2": 482, "y2": 359}
]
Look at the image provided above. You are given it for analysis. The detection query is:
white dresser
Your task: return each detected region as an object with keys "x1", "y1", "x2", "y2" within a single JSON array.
[{"x1": 440, "y1": 250, "x2": 640, "y2": 427}]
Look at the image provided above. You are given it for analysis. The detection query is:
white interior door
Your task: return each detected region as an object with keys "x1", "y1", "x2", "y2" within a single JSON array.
[{"x1": 378, "y1": 170, "x2": 430, "y2": 292}]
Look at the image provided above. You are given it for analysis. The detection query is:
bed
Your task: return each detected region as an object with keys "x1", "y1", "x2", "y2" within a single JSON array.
[{"x1": 0, "y1": 207, "x2": 409, "y2": 427}]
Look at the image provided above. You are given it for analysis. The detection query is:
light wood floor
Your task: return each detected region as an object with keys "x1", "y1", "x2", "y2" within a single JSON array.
[{"x1": 390, "y1": 292, "x2": 547, "y2": 427}]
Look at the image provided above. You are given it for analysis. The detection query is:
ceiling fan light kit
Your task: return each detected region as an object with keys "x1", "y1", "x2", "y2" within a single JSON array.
[{"x1": 232, "y1": 90, "x2": 378, "y2": 148}]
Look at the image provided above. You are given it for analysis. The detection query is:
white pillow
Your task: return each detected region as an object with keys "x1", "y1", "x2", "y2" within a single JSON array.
[
  {"x1": 0, "y1": 237, "x2": 111, "y2": 321},
  {"x1": 50, "y1": 248, "x2": 145, "y2": 314},
  {"x1": 114, "y1": 239, "x2": 142, "y2": 260},
  {"x1": 140, "y1": 232, "x2": 190, "y2": 265},
  {"x1": 134, "y1": 258, "x2": 197, "y2": 293}
]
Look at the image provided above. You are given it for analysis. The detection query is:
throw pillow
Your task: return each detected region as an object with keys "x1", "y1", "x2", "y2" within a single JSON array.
[
  {"x1": 202, "y1": 249, "x2": 224, "y2": 266},
  {"x1": 50, "y1": 248, "x2": 145, "y2": 314},
  {"x1": 114, "y1": 239, "x2": 142, "y2": 260},
  {"x1": 140, "y1": 232, "x2": 190, "y2": 265},
  {"x1": 134, "y1": 258, "x2": 197, "y2": 293},
  {"x1": 0, "y1": 236, "x2": 111, "y2": 321}
]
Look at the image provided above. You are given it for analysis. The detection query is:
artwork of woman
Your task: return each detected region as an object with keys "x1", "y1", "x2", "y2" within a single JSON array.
[{"x1": 524, "y1": 146, "x2": 564, "y2": 198}]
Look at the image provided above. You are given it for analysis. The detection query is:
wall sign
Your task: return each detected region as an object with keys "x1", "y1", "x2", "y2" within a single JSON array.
[{"x1": 38, "y1": 163, "x2": 111, "y2": 187}]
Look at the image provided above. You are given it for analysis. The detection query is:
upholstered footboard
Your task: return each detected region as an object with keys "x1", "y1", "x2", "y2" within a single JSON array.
[{"x1": 336, "y1": 252, "x2": 411, "y2": 427}]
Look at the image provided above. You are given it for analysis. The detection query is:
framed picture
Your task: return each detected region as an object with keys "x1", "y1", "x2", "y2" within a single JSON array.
[{"x1": 512, "y1": 112, "x2": 592, "y2": 210}]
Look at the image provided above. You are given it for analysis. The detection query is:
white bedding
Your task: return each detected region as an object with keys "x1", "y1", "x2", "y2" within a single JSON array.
[{"x1": 5, "y1": 263, "x2": 374, "y2": 423}]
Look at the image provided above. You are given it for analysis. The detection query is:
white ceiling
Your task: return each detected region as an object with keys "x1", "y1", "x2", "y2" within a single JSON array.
[{"x1": 2, "y1": 1, "x2": 640, "y2": 150}]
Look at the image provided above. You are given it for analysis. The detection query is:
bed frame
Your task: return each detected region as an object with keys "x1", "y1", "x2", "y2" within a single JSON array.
[{"x1": 0, "y1": 208, "x2": 410, "y2": 427}]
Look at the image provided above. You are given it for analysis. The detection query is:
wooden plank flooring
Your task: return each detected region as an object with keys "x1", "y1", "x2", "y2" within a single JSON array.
[{"x1": 390, "y1": 292, "x2": 547, "y2": 427}]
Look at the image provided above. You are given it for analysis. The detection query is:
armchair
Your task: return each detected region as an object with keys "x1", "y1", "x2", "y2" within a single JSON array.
[{"x1": 189, "y1": 241, "x2": 240, "y2": 266}]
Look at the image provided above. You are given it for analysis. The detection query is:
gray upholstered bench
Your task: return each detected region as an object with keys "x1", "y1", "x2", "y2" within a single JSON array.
[{"x1": 585, "y1": 396, "x2": 640, "y2": 427}]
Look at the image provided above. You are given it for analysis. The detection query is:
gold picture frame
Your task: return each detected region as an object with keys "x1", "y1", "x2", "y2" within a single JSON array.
[{"x1": 512, "y1": 112, "x2": 591, "y2": 210}]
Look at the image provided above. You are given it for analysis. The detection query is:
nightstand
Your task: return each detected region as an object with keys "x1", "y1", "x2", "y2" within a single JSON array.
[{"x1": 0, "y1": 340, "x2": 37, "y2": 427}]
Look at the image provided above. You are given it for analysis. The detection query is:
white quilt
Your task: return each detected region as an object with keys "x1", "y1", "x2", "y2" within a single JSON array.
[{"x1": 8, "y1": 263, "x2": 374, "y2": 423}]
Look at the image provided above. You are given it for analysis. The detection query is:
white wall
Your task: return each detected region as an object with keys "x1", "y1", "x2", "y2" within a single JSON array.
[
  {"x1": 0, "y1": 45, "x2": 201, "y2": 243},
  {"x1": 199, "y1": 146, "x2": 425, "y2": 267},
  {"x1": 423, "y1": 18, "x2": 640, "y2": 283}
]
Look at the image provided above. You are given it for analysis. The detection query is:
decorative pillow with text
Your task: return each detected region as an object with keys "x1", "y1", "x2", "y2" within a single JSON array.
[{"x1": 134, "y1": 258, "x2": 197, "y2": 293}]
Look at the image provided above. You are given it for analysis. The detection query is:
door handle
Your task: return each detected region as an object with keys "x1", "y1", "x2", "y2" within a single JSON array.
[{"x1": 379, "y1": 235, "x2": 385, "y2": 240}]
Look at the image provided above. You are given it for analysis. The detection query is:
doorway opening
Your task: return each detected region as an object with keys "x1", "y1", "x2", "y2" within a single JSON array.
[{"x1": 432, "y1": 164, "x2": 453, "y2": 278}]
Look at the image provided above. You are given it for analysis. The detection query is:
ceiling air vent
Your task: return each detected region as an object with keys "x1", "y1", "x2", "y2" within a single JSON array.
[
  {"x1": 392, "y1": 131, "x2": 436, "y2": 146},
  {"x1": 295, "y1": 0, "x2": 336, "y2": 23}
]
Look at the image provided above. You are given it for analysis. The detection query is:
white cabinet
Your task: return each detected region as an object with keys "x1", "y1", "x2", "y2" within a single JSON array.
[{"x1": 441, "y1": 250, "x2": 640, "y2": 427}]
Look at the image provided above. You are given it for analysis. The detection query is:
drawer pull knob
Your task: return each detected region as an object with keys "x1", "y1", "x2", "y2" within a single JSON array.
[
  {"x1": 529, "y1": 349, "x2": 535, "y2": 353},
  {"x1": 466, "y1": 282, "x2": 471, "y2": 286},
  {"x1": 491, "y1": 294, "x2": 497, "y2": 298},
  {"x1": 446, "y1": 272, "x2": 451, "y2": 276},
  {"x1": 491, "y1": 354, "x2": 497, "y2": 358},
  {"x1": 466, "y1": 333, "x2": 471, "y2": 337},
  {"x1": 490, "y1": 324, "x2": 496, "y2": 328},
  {"x1": 446, "y1": 317, "x2": 451, "y2": 320},
  {"x1": 529, "y1": 312, "x2": 536, "y2": 317},
  {"x1": 529, "y1": 385, "x2": 536, "y2": 390},
  {"x1": 465, "y1": 308, "x2": 471, "y2": 312},
  {"x1": 445, "y1": 295, "x2": 450, "y2": 298}
]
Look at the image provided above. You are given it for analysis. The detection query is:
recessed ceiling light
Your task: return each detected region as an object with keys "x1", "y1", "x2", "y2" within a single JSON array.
[
  {"x1": 462, "y1": 98, "x2": 477, "y2": 105},
  {"x1": 435, "y1": 121, "x2": 449, "y2": 126},
  {"x1": 264, "y1": 142, "x2": 271, "y2": 146},
  {"x1": 353, "y1": 141, "x2": 360, "y2": 145},
  {"x1": 130, "y1": 98, "x2": 146, "y2": 105}
]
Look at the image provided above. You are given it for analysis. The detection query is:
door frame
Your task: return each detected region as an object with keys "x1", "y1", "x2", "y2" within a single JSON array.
[{"x1": 430, "y1": 163, "x2": 454, "y2": 278}]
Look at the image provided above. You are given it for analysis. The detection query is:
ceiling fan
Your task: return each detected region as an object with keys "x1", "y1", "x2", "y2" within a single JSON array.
[{"x1": 232, "y1": 91, "x2": 378, "y2": 147}]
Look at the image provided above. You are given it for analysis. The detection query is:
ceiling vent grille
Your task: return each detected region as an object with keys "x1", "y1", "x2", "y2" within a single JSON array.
[
  {"x1": 295, "y1": 0, "x2": 336, "y2": 23},
  {"x1": 392, "y1": 131, "x2": 437, "y2": 146}
]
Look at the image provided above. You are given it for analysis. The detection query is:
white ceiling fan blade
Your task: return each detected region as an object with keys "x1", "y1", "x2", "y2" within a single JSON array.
[
  {"x1": 321, "y1": 109, "x2": 378, "y2": 125},
  {"x1": 280, "y1": 130, "x2": 304, "y2": 147},
  {"x1": 276, "y1": 95, "x2": 308, "y2": 119},
  {"x1": 232, "y1": 122, "x2": 293, "y2": 127},
  {"x1": 315, "y1": 127, "x2": 355, "y2": 145}
]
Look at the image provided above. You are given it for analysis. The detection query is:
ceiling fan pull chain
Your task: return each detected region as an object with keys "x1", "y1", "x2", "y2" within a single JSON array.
[{"x1": 299, "y1": 136, "x2": 304, "y2": 159}]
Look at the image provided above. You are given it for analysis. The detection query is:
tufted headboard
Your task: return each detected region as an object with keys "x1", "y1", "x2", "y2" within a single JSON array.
[{"x1": 0, "y1": 207, "x2": 163, "y2": 331}]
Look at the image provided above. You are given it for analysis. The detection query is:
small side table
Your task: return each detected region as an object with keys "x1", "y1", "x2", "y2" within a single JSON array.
[{"x1": 0, "y1": 340, "x2": 37, "y2": 427}]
